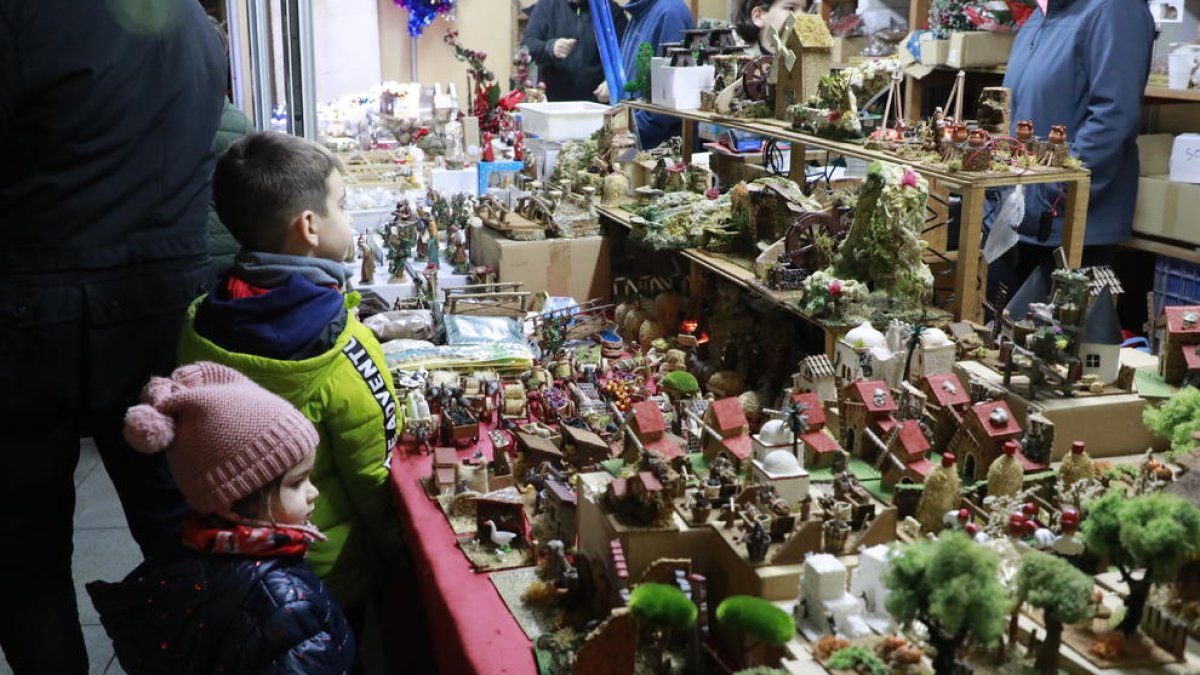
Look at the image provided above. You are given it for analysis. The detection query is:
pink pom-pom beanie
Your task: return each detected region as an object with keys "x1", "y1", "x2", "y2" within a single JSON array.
[{"x1": 123, "y1": 362, "x2": 319, "y2": 515}]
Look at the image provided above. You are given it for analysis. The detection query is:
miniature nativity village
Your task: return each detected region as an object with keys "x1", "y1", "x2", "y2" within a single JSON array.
[{"x1": 307, "y1": 11, "x2": 1200, "y2": 675}]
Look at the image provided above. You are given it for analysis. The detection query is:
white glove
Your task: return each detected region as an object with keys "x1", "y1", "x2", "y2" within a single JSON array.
[{"x1": 552, "y1": 38, "x2": 577, "y2": 60}]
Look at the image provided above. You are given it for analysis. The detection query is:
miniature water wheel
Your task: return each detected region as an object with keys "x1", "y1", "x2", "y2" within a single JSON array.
[
  {"x1": 783, "y1": 210, "x2": 839, "y2": 271},
  {"x1": 741, "y1": 55, "x2": 774, "y2": 103}
]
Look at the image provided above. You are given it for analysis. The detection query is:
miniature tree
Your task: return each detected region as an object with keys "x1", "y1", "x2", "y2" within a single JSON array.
[
  {"x1": 716, "y1": 595, "x2": 795, "y2": 667},
  {"x1": 624, "y1": 42, "x2": 654, "y2": 99},
  {"x1": 628, "y1": 582, "x2": 697, "y2": 671},
  {"x1": 783, "y1": 400, "x2": 809, "y2": 461},
  {"x1": 660, "y1": 370, "x2": 700, "y2": 400},
  {"x1": 1079, "y1": 491, "x2": 1200, "y2": 635},
  {"x1": 902, "y1": 324, "x2": 925, "y2": 383},
  {"x1": 885, "y1": 531, "x2": 1009, "y2": 675},
  {"x1": 1143, "y1": 386, "x2": 1200, "y2": 456},
  {"x1": 1012, "y1": 551, "x2": 1093, "y2": 674}
]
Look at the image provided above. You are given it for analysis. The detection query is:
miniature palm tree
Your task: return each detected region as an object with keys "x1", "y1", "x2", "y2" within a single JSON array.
[
  {"x1": 885, "y1": 531, "x2": 1009, "y2": 675},
  {"x1": 902, "y1": 324, "x2": 925, "y2": 382},
  {"x1": 783, "y1": 401, "x2": 809, "y2": 460},
  {"x1": 1080, "y1": 491, "x2": 1200, "y2": 635},
  {"x1": 1012, "y1": 552, "x2": 1093, "y2": 674},
  {"x1": 628, "y1": 582, "x2": 697, "y2": 672},
  {"x1": 715, "y1": 595, "x2": 795, "y2": 668}
]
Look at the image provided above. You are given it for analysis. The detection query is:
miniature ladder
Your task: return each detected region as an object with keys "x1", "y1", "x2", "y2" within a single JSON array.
[{"x1": 589, "y1": 0, "x2": 627, "y2": 102}]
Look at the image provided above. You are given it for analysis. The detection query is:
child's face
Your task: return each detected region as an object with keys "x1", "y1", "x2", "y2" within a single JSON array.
[
  {"x1": 755, "y1": 0, "x2": 806, "y2": 44},
  {"x1": 273, "y1": 452, "x2": 319, "y2": 526},
  {"x1": 311, "y1": 171, "x2": 353, "y2": 263}
]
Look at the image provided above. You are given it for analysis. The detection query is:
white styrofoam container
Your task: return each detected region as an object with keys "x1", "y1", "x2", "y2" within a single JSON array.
[
  {"x1": 429, "y1": 167, "x2": 479, "y2": 196},
  {"x1": 524, "y1": 138, "x2": 563, "y2": 182},
  {"x1": 349, "y1": 207, "x2": 391, "y2": 233},
  {"x1": 517, "y1": 101, "x2": 611, "y2": 141},
  {"x1": 651, "y1": 64, "x2": 714, "y2": 110},
  {"x1": 1169, "y1": 133, "x2": 1200, "y2": 184}
]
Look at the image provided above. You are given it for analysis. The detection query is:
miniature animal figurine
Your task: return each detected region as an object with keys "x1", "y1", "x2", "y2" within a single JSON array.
[
  {"x1": 483, "y1": 519, "x2": 518, "y2": 550},
  {"x1": 358, "y1": 235, "x2": 375, "y2": 286}
]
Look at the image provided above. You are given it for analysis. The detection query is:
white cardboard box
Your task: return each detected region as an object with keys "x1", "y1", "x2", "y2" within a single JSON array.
[
  {"x1": 651, "y1": 64, "x2": 714, "y2": 110},
  {"x1": 517, "y1": 101, "x2": 610, "y2": 142},
  {"x1": 1169, "y1": 133, "x2": 1200, "y2": 183},
  {"x1": 429, "y1": 168, "x2": 478, "y2": 196}
]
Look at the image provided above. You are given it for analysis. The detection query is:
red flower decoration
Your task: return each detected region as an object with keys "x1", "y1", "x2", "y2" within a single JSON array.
[{"x1": 829, "y1": 280, "x2": 843, "y2": 297}]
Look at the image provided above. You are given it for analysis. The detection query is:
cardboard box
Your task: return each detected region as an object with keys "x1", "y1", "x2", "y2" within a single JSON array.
[
  {"x1": 945, "y1": 31, "x2": 1015, "y2": 68},
  {"x1": 1134, "y1": 174, "x2": 1200, "y2": 245},
  {"x1": 831, "y1": 36, "x2": 869, "y2": 63},
  {"x1": 1169, "y1": 133, "x2": 1200, "y2": 184},
  {"x1": 471, "y1": 227, "x2": 611, "y2": 302},
  {"x1": 1137, "y1": 133, "x2": 1175, "y2": 176},
  {"x1": 919, "y1": 36, "x2": 950, "y2": 66}
]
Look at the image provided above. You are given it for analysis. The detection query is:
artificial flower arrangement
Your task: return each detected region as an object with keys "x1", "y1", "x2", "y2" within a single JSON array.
[{"x1": 928, "y1": 0, "x2": 1035, "y2": 36}]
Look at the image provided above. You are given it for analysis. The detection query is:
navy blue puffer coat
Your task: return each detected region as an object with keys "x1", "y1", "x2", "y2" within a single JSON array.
[{"x1": 87, "y1": 553, "x2": 355, "y2": 674}]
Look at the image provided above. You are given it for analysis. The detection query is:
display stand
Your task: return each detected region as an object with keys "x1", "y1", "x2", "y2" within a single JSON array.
[{"x1": 621, "y1": 100, "x2": 1092, "y2": 324}]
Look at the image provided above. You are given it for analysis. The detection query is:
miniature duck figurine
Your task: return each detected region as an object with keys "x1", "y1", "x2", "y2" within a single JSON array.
[{"x1": 483, "y1": 519, "x2": 518, "y2": 549}]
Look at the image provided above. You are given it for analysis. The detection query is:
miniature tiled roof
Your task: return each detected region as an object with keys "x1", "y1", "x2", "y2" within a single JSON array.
[
  {"x1": 434, "y1": 447, "x2": 458, "y2": 467},
  {"x1": 801, "y1": 430, "x2": 841, "y2": 454},
  {"x1": 876, "y1": 417, "x2": 897, "y2": 435},
  {"x1": 971, "y1": 400, "x2": 1022, "y2": 438},
  {"x1": 906, "y1": 457, "x2": 935, "y2": 477},
  {"x1": 644, "y1": 435, "x2": 686, "y2": 460},
  {"x1": 1015, "y1": 448, "x2": 1047, "y2": 473},
  {"x1": 852, "y1": 380, "x2": 897, "y2": 413},
  {"x1": 634, "y1": 471, "x2": 663, "y2": 492},
  {"x1": 1185, "y1": 346, "x2": 1200, "y2": 370},
  {"x1": 1164, "y1": 306, "x2": 1200, "y2": 334},
  {"x1": 1006, "y1": 268, "x2": 1050, "y2": 319},
  {"x1": 898, "y1": 420, "x2": 930, "y2": 460},
  {"x1": 545, "y1": 478, "x2": 577, "y2": 506},
  {"x1": 720, "y1": 433, "x2": 753, "y2": 461},
  {"x1": 631, "y1": 400, "x2": 667, "y2": 435},
  {"x1": 923, "y1": 373, "x2": 971, "y2": 408},
  {"x1": 1082, "y1": 286, "x2": 1122, "y2": 345},
  {"x1": 563, "y1": 424, "x2": 607, "y2": 448},
  {"x1": 709, "y1": 397, "x2": 748, "y2": 433},
  {"x1": 608, "y1": 478, "x2": 628, "y2": 499},
  {"x1": 518, "y1": 432, "x2": 563, "y2": 458},
  {"x1": 790, "y1": 392, "x2": 827, "y2": 428},
  {"x1": 1083, "y1": 265, "x2": 1124, "y2": 297},
  {"x1": 800, "y1": 354, "x2": 835, "y2": 378}
]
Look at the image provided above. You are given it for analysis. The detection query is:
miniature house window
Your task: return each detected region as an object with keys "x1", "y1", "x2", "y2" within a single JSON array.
[
  {"x1": 963, "y1": 454, "x2": 976, "y2": 477},
  {"x1": 1086, "y1": 353, "x2": 1100, "y2": 368}
]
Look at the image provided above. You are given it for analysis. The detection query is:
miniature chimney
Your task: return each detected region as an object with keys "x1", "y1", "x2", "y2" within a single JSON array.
[
  {"x1": 942, "y1": 453, "x2": 956, "y2": 468},
  {"x1": 1071, "y1": 441, "x2": 1085, "y2": 454},
  {"x1": 1003, "y1": 440, "x2": 1019, "y2": 456}
]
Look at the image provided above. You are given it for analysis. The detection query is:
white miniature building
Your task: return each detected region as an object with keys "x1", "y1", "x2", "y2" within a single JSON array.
[
  {"x1": 792, "y1": 354, "x2": 838, "y2": 402},
  {"x1": 753, "y1": 419, "x2": 794, "y2": 462},
  {"x1": 751, "y1": 450, "x2": 810, "y2": 505},
  {"x1": 911, "y1": 327, "x2": 956, "y2": 381},
  {"x1": 834, "y1": 321, "x2": 887, "y2": 383},
  {"x1": 1079, "y1": 286, "x2": 1122, "y2": 384},
  {"x1": 848, "y1": 544, "x2": 896, "y2": 630},
  {"x1": 794, "y1": 554, "x2": 869, "y2": 638}
]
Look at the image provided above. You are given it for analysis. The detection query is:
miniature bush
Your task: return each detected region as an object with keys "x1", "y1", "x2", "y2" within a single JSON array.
[
  {"x1": 628, "y1": 583, "x2": 697, "y2": 630},
  {"x1": 661, "y1": 370, "x2": 700, "y2": 395},
  {"x1": 1143, "y1": 386, "x2": 1200, "y2": 456},
  {"x1": 715, "y1": 595, "x2": 795, "y2": 646},
  {"x1": 827, "y1": 646, "x2": 888, "y2": 675}
]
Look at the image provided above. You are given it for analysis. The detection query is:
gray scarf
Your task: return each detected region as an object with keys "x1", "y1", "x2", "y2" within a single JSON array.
[{"x1": 231, "y1": 250, "x2": 348, "y2": 288}]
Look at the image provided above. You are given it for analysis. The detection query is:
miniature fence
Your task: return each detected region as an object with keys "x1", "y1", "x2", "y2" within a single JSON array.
[{"x1": 1141, "y1": 604, "x2": 1188, "y2": 660}]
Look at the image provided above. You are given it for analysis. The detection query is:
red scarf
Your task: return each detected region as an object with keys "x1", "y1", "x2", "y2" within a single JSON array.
[{"x1": 182, "y1": 516, "x2": 322, "y2": 558}]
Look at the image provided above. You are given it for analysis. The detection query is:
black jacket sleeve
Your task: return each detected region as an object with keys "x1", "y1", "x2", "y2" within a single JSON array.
[
  {"x1": 522, "y1": 0, "x2": 558, "y2": 66},
  {"x1": 0, "y1": 11, "x2": 15, "y2": 142}
]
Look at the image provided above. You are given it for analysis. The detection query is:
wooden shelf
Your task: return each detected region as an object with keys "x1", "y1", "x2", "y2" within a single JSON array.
[
  {"x1": 1144, "y1": 86, "x2": 1200, "y2": 103},
  {"x1": 1121, "y1": 234, "x2": 1200, "y2": 265}
]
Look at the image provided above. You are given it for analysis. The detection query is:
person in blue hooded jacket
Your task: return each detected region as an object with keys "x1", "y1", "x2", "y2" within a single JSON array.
[
  {"x1": 990, "y1": 0, "x2": 1154, "y2": 290},
  {"x1": 595, "y1": 0, "x2": 695, "y2": 149}
]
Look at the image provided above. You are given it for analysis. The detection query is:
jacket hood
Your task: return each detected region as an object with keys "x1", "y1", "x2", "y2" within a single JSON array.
[
  {"x1": 625, "y1": 0, "x2": 658, "y2": 19},
  {"x1": 194, "y1": 273, "x2": 346, "y2": 361}
]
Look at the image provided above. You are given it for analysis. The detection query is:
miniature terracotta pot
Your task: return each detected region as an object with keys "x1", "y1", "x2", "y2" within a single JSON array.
[
  {"x1": 1048, "y1": 125, "x2": 1067, "y2": 145},
  {"x1": 952, "y1": 124, "x2": 969, "y2": 144},
  {"x1": 1015, "y1": 120, "x2": 1034, "y2": 141},
  {"x1": 967, "y1": 129, "x2": 986, "y2": 148}
]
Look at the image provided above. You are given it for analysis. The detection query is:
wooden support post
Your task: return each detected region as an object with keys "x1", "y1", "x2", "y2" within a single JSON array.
[
  {"x1": 788, "y1": 140, "x2": 808, "y2": 185},
  {"x1": 955, "y1": 186, "x2": 987, "y2": 323},
  {"x1": 1061, "y1": 175, "x2": 1091, "y2": 268},
  {"x1": 682, "y1": 119, "x2": 695, "y2": 165}
]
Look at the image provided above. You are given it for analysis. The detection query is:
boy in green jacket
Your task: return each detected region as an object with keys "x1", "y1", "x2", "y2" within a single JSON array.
[{"x1": 177, "y1": 132, "x2": 406, "y2": 632}]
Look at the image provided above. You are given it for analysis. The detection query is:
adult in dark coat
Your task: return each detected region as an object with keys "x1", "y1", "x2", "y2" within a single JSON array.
[
  {"x1": 523, "y1": 0, "x2": 628, "y2": 102},
  {"x1": 0, "y1": 1, "x2": 226, "y2": 672}
]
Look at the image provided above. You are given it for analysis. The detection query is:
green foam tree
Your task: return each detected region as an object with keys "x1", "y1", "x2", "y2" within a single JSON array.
[
  {"x1": 884, "y1": 531, "x2": 1009, "y2": 675},
  {"x1": 1080, "y1": 491, "x2": 1200, "y2": 635},
  {"x1": 716, "y1": 595, "x2": 795, "y2": 647},
  {"x1": 1143, "y1": 386, "x2": 1200, "y2": 456},
  {"x1": 628, "y1": 583, "x2": 698, "y2": 630},
  {"x1": 624, "y1": 42, "x2": 654, "y2": 99},
  {"x1": 1014, "y1": 552, "x2": 1094, "y2": 674}
]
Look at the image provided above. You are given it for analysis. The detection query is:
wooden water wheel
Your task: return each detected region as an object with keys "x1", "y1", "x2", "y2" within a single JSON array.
[
  {"x1": 741, "y1": 55, "x2": 774, "y2": 103},
  {"x1": 783, "y1": 210, "x2": 839, "y2": 271}
]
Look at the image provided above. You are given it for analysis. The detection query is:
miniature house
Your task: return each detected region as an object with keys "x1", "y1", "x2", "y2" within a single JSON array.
[
  {"x1": 878, "y1": 420, "x2": 934, "y2": 488},
  {"x1": 792, "y1": 354, "x2": 837, "y2": 402},
  {"x1": 475, "y1": 490, "x2": 529, "y2": 548},
  {"x1": 839, "y1": 380, "x2": 898, "y2": 462},
  {"x1": 752, "y1": 450, "x2": 811, "y2": 506},
  {"x1": 516, "y1": 430, "x2": 564, "y2": 468},
  {"x1": 561, "y1": 423, "x2": 612, "y2": 469},
  {"x1": 848, "y1": 544, "x2": 897, "y2": 625},
  {"x1": 772, "y1": 13, "x2": 834, "y2": 119},
  {"x1": 833, "y1": 321, "x2": 889, "y2": 384},
  {"x1": 701, "y1": 397, "x2": 753, "y2": 466},
  {"x1": 752, "y1": 418, "x2": 794, "y2": 462},
  {"x1": 433, "y1": 447, "x2": 458, "y2": 496},
  {"x1": 787, "y1": 391, "x2": 844, "y2": 470},
  {"x1": 946, "y1": 400, "x2": 1045, "y2": 481},
  {"x1": 794, "y1": 553, "x2": 869, "y2": 638},
  {"x1": 919, "y1": 372, "x2": 970, "y2": 450},
  {"x1": 543, "y1": 477, "x2": 578, "y2": 545},
  {"x1": 626, "y1": 400, "x2": 687, "y2": 462},
  {"x1": 1083, "y1": 265, "x2": 1123, "y2": 305},
  {"x1": 909, "y1": 327, "x2": 957, "y2": 381},
  {"x1": 1159, "y1": 306, "x2": 1200, "y2": 386},
  {"x1": 1079, "y1": 286, "x2": 1122, "y2": 384}
]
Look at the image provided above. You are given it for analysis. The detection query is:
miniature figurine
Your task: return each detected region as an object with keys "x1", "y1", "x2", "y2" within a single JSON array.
[
  {"x1": 448, "y1": 225, "x2": 469, "y2": 274},
  {"x1": 357, "y1": 234, "x2": 375, "y2": 286}
]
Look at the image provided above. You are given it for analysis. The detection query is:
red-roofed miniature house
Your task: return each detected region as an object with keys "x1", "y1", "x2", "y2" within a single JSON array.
[
  {"x1": 624, "y1": 400, "x2": 686, "y2": 462},
  {"x1": 919, "y1": 372, "x2": 970, "y2": 450},
  {"x1": 839, "y1": 380, "x2": 898, "y2": 463},
  {"x1": 791, "y1": 354, "x2": 837, "y2": 402},
  {"x1": 946, "y1": 400, "x2": 1045, "y2": 481},
  {"x1": 1160, "y1": 306, "x2": 1200, "y2": 386},
  {"x1": 701, "y1": 397, "x2": 753, "y2": 466},
  {"x1": 879, "y1": 420, "x2": 934, "y2": 487},
  {"x1": 543, "y1": 477, "x2": 578, "y2": 544},
  {"x1": 475, "y1": 490, "x2": 529, "y2": 548}
]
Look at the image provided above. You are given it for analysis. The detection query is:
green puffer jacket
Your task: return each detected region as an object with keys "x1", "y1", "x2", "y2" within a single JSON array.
[
  {"x1": 177, "y1": 293, "x2": 406, "y2": 609},
  {"x1": 207, "y1": 101, "x2": 254, "y2": 276}
]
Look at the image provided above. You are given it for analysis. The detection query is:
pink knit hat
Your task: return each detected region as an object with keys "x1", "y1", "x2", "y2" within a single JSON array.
[{"x1": 123, "y1": 362, "x2": 319, "y2": 515}]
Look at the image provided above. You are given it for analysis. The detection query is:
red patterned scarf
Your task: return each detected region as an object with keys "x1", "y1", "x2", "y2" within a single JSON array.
[{"x1": 182, "y1": 516, "x2": 323, "y2": 558}]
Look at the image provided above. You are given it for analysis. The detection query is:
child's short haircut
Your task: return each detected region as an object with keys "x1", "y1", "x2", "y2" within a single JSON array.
[
  {"x1": 214, "y1": 132, "x2": 344, "y2": 252},
  {"x1": 733, "y1": 0, "x2": 775, "y2": 44}
]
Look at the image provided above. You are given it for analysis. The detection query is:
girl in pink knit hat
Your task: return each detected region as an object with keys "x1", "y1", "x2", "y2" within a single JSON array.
[{"x1": 87, "y1": 362, "x2": 355, "y2": 674}]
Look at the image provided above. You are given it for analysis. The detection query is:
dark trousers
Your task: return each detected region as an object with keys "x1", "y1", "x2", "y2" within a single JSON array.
[
  {"x1": 0, "y1": 312, "x2": 190, "y2": 675},
  {"x1": 986, "y1": 243, "x2": 1117, "y2": 321}
]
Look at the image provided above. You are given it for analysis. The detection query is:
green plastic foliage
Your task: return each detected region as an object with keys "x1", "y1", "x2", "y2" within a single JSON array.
[
  {"x1": 716, "y1": 595, "x2": 795, "y2": 645},
  {"x1": 628, "y1": 583, "x2": 698, "y2": 630},
  {"x1": 625, "y1": 43, "x2": 655, "y2": 97},
  {"x1": 884, "y1": 532, "x2": 1008, "y2": 646},
  {"x1": 1081, "y1": 492, "x2": 1200, "y2": 583},
  {"x1": 1016, "y1": 552, "x2": 1093, "y2": 625},
  {"x1": 827, "y1": 646, "x2": 888, "y2": 675},
  {"x1": 661, "y1": 370, "x2": 700, "y2": 394},
  {"x1": 1143, "y1": 386, "x2": 1200, "y2": 455}
]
